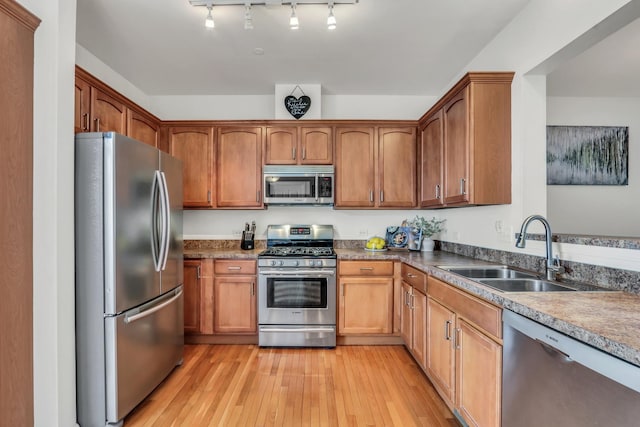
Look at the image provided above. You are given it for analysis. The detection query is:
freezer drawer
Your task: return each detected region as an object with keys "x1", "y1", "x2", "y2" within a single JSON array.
[{"x1": 104, "y1": 286, "x2": 184, "y2": 423}]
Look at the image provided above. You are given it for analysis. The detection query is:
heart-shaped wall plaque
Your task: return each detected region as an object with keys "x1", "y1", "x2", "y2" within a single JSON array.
[{"x1": 284, "y1": 95, "x2": 312, "y2": 119}]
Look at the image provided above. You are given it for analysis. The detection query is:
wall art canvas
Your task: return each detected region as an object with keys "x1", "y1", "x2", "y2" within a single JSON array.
[{"x1": 547, "y1": 126, "x2": 629, "y2": 185}]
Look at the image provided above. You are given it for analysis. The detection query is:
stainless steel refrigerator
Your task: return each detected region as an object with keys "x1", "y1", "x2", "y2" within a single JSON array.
[{"x1": 75, "y1": 132, "x2": 184, "y2": 427}]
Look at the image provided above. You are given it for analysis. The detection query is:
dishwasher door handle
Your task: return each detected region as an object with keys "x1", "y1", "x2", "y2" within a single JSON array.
[{"x1": 535, "y1": 338, "x2": 572, "y2": 361}]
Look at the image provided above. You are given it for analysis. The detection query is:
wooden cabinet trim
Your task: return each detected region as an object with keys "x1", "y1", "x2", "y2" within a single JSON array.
[{"x1": 428, "y1": 276, "x2": 502, "y2": 339}]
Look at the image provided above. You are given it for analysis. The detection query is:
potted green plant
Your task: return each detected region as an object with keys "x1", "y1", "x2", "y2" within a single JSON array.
[{"x1": 407, "y1": 216, "x2": 446, "y2": 251}]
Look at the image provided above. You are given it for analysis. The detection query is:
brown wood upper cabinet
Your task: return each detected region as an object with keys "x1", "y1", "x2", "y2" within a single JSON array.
[
  {"x1": 419, "y1": 110, "x2": 445, "y2": 207},
  {"x1": 75, "y1": 68, "x2": 161, "y2": 148},
  {"x1": 169, "y1": 126, "x2": 215, "y2": 208},
  {"x1": 335, "y1": 126, "x2": 416, "y2": 208},
  {"x1": 419, "y1": 72, "x2": 514, "y2": 208},
  {"x1": 127, "y1": 109, "x2": 160, "y2": 148},
  {"x1": 265, "y1": 126, "x2": 332, "y2": 165},
  {"x1": 217, "y1": 127, "x2": 264, "y2": 208}
]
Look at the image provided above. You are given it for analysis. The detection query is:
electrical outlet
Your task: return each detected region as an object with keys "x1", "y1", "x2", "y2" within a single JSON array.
[
  {"x1": 452, "y1": 231, "x2": 461, "y2": 241},
  {"x1": 359, "y1": 229, "x2": 369, "y2": 237},
  {"x1": 232, "y1": 229, "x2": 242, "y2": 237}
]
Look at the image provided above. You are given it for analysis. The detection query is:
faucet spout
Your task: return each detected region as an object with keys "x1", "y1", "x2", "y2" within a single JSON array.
[{"x1": 516, "y1": 214, "x2": 563, "y2": 280}]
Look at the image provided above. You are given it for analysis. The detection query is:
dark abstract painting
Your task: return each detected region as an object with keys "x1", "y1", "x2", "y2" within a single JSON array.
[{"x1": 547, "y1": 126, "x2": 628, "y2": 185}]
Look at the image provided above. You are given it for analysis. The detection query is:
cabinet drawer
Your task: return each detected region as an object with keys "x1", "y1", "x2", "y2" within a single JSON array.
[
  {"x1": 340, "y1": 260, "x2": 394, "y2": 276},
  {"x1": 401, "y1": 263, "x2": 427, "y2": 293},
  {"x1": 214, "y1": 260, "x2": 256, "y2": 275},
  {"x1": 428, "y1": 276, "x2": 501, "y2": 339}
]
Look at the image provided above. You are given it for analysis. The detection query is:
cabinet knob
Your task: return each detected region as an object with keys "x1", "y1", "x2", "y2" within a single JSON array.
[
  {"x1": 435, "y1": 184, "x2": 441, "y2": 200},
  {"x1": 460, "y1": 178, "x2": 466, "y2": 195},
  {"x1": 292, "y1": 146, "x2": 296, "y2": 160}
]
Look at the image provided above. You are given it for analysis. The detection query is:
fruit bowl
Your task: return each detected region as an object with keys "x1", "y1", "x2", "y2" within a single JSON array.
[{"x1": 364, "y1": 236, "x2": 387, "y2": 251}]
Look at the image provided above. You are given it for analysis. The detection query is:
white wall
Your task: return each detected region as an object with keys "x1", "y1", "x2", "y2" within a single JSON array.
[
  {"x1": 547, "y1": 96, "x2": 640, "y2": 236},
  {"x1": 17, "y1": 0, "x2": 77, "y2": 426},
  {"x1": 27, "y1": 3, "x2": 640, "y2": 424},
  {"x1": 430, "y1": 0, "x2": 640, "y2": 271},
  {"x1": 185, "y1": 208, "x2": 441, "y2": 241}
]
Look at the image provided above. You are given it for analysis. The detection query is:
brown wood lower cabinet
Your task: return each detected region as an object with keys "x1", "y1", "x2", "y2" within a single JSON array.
[
  {"x1": 400, "y1": 263, "x2": 428, "y2": 369},
  {"x1": 183, "y1": 259, "x2": 256, "y2": 338},
  {"x1": 338, "y1": 261, "x2": 394, "y2": 335},
  {"x1": 213, "y1": 260, "x2": 257, "y2": 334},
  {"x1": 427, "y1": 276, "x2": 502, "y2": 427},
  {"x1": 183, "y1": 260, "x2": 202, "y2": 334}
]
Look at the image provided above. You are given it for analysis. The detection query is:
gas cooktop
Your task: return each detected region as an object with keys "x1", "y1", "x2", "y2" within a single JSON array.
[{"x1": 259, "y1": 246, "x2": 336, "y2": 258}]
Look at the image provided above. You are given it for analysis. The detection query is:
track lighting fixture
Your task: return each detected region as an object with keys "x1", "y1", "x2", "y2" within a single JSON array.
[
  {"x1": 205, "y1": 4, "x2": 215, "y2": 28},
  {"x1": 289, "y1": 3, "x2": 299, "y2": 30},
  {"x1": 327, "y1": 2, "x2": 336, "y2": 30},
  {"x1": 244, "y1": 3, "x2": 253, "y2": 29},
  {"x1": 188, "y1": 1, "x2": 357, "y2": 30}
]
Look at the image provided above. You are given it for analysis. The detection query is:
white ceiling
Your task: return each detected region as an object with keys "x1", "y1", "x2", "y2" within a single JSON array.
[{"x1": 76, "y1": 0, "x2": 532, "y2": 96}]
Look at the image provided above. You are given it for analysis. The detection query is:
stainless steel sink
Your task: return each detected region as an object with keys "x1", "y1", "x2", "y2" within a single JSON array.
[
  {"x1": 476, "y1": 278, "x2": 576, "y2": 292},
  {"x1": 438, "y1": 265, "x2": 538, "y2": 279}
]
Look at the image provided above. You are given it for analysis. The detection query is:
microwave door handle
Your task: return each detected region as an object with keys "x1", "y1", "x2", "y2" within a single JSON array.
[{"x1": 315, "y1": 174, "x2": 319, "y2": 202}]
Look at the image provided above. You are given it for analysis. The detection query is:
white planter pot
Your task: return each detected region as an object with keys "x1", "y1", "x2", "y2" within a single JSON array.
[{"x1": 421, "y1": 238, "x2": 435, "y2": 252}]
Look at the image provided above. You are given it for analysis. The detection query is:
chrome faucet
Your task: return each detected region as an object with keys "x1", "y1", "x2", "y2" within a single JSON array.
[{"x1": 515, "y1": 214, "x2": 564, "y2": 281}]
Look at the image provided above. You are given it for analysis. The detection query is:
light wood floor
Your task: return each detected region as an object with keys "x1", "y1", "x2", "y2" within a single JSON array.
[{"x1": 125, "y1": 344, "x2": 458, "y2": 427}]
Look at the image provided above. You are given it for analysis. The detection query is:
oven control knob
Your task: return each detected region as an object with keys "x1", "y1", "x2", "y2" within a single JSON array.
[
  {"x1": 278, "y1": 260, "x2": 284, "y2": 266},
  {"x1": 293, "y1": 260, "x2": 299, "y2": 266},
  {"x1": 270, "y1": 260, "x2": 277, "y2": 266}
]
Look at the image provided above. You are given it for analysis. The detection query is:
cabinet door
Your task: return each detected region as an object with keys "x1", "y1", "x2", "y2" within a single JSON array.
[
  {"x1": 217, "y1": 127, "x2": 263, "y2": 208},
  {"x1": 265, "y1": 127, "x2": 297, "y2": 164},
  {"x1": 420, "y1": 111, "x2": 445, "y2": 207},
  {"x1": 75, "y1": 77, "x2": 91, "y2": 133},
  {"x1": 426, "y1": 297, "x2": 456, "y2": 407},
  {"x1": 443, "y1": 87, "x2": 470, "y2": 205},
  {"x1": 400, "y1": 281, "x2": 412, "y2": 347},
  {"x1": 334, "y1": 127, "x2": 375, "y2": 207},
  {"x1": 412, "y1": 289, "x2": 428, "y2": 369},
  {"x1": 169, "y1": 127, "x2": 215, "y2": 208},
  {"x1": 183, "y1": 260, "x2": 201, "y2": 334},
  {"x1": 300, "y1": 127, "x2": 333, "y2": 164},
  {"x1": 338, "y1": 276, "x2": 393, "y2": 334},
  {"x1": 456, "y1": 318, "x2": 501, "y2": 427},
  {"x1": 127, "y1": 108, "x2": 159, "y2": 147},
  {"x1": 214, "y1": 276, "x2": 256, "y2": 333},
  {"x1": 378, "y1": 127, "x2": 417, "y2": 207},
  {"x1": 90, "y1": 87, "x2": 126, "y2": 133}
]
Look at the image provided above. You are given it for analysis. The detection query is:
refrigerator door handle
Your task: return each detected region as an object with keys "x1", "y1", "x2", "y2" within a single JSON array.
[
  {"x1": 159, "y1": 171, "x2": 171, "y2": 271},
  {"x1": 124, "y1": 288, "x2": 183, "y2": 324},
  {"x1": 151, "y1": 170, "x2": 162, "y2": 272}
]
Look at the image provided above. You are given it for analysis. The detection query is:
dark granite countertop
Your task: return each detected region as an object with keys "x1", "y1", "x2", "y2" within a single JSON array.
[{"x1": 185, "y1": 246, "x2": 640, "y2": 367}]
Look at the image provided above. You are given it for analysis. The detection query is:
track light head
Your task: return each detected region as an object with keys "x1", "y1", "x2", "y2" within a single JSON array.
[
  {"x1": 327, "y1": 4, "x2": 336, "y2": 30},
  {"x1": 205, "y1": 5, "x2": 215, "y2": 28},
  {"x1": 289, "y1": 3, "x2": 299, "y2": 30}
]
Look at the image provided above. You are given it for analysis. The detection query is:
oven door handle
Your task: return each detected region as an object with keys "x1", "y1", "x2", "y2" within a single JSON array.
[
  {"x1": 259, "y1": 270, "x2": 335, "y2": 277},
  {"x1": 259, "y1": 327, "x2": 336, "y2": 333}
]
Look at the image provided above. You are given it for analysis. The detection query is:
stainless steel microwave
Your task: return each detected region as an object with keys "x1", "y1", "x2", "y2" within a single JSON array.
[{"x1": 263, "y1": 165, "x2": 334, "y2": 206}]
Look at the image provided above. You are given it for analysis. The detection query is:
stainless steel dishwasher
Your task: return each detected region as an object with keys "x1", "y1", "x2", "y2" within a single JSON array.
[{"x1": 502, "y1": 310, "x2": 640, "y2": 426}]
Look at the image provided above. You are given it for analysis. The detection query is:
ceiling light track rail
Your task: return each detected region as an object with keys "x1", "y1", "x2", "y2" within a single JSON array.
[{"x1": 189, "y1": 1, "x2": 357, "y2": 5}]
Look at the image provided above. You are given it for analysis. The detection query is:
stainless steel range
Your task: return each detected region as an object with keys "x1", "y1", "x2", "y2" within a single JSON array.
[{"x1": 258, "y1": 224, "x2": 336, "y2": 348}]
